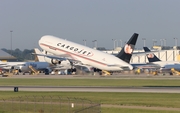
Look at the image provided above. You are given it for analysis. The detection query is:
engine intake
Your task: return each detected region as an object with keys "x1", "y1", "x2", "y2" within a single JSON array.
[
  {"x1": 44, "y1": 57, "x2": 62, "y2": 65},
  {"x1": 51, "y1": 59, "x2": 61, "y2": 65}
]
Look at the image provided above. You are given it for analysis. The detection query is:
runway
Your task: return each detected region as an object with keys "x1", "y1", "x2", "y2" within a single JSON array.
[{"x1": 1, "y1": 86, "x2": 180, "y2": 93}]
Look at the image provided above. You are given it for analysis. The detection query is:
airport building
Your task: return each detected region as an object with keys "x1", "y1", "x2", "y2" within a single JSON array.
[{"x1": 0, "y1": 49, "x2": 17, "y2": 62}]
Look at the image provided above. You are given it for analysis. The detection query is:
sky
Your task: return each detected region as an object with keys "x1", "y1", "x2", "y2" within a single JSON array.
[{"x1": 0, "y1": 0, "x2": 180, "y2": 50}]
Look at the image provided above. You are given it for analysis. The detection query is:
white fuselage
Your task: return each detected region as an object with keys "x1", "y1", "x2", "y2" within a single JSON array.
[
  {"x1": 149, "y1": 61, "x2": 180, "y2": 68},
  {"x1": 39, "y1": 35, "x2": 133, "y2": 71},
  {"x1": 160, "y1": 63, "x2": 180, "y2": 73}
]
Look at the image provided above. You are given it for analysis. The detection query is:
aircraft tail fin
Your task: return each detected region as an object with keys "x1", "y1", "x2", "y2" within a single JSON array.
[
  {"x1": 34, "y1": 48, "x2": 46, "y2": 62},
  {"x1": 143, "y1": 47, "x2": 161, "y2": 62},
  {"x1": 116, "y1": 33, "x2": 138, "y2": 63}
]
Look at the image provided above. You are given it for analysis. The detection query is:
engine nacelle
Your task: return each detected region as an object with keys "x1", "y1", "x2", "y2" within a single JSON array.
[
  {"x1": 51, "y1": 59, "x2": 61, "y2": 65},
  {"x1": 44, "y1": 57, "x2": 61, "y2": 65}
]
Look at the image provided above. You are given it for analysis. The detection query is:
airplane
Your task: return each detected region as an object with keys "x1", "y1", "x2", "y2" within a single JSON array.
[
  {"x1": 16, "y1": 62, "x2": 51, "y2": 75},
  {"x1": 0, "y1": 61, "x2": 51, "y2": 75},
  {"x1": 37, "y1": 33, "x2": 139, "y2": 74},
  {"x1": 143, "y1": 47, "x2": 180, "y2": 66},
  {"x1": 143, "y1": 47, "x2": 180, "y2": 74},
  {"x1": 0, "y1": 61, "x2": 24, "y2": 70}
]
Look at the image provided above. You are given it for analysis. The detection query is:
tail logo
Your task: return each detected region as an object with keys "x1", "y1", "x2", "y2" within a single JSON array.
[
  {"x1": 147, "y1": 54, "x2": 154, "y2": 58},
  {"x1": 124, "y1": 44, "x2": 133, "y2": 54}
]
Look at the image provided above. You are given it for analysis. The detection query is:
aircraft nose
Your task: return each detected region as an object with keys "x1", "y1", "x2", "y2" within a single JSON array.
[
  {"x1": 39, "y1": 38, "x2": 42, "y2": 45},
  {"x1": 39, "y1": 36, "x2": 49, "y2": 48}
]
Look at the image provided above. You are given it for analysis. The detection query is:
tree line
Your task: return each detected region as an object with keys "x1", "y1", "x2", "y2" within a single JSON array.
[{"x1": 1, "y1": 48, "x2": 35, "y2": 61}]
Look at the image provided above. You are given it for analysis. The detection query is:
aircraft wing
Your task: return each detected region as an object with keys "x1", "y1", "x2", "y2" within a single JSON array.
[
  {"x1": 0, "y1": 63, "x2": 13, "y2": 67},
  {"x1": 113, "y1": 51, "x2": 162, "y2": 56},
  {"x1": 32, "y1": 53, "x2": 68, "y2": 60},
  {"x1": 0, "y1": 62, "x2": 8, "y2": 65},
  {"x1": 132, "y1": 51, "x2": 161, "y2": 55},
  {"x1": 0, "y1": 64, "x2": 24, "y2": 68},
  {"x1": 0, "y1": 64, "x2": 7, "y2": 66},
  {"x1": 0, "y1": 65, "x2": 9, "y2": 68},
  {"x1": 32, "y1": 53, "x2": 82, "y2": 63}
]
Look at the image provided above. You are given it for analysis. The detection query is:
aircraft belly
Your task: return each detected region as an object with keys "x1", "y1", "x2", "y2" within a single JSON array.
[
  {"x1": 104, "y1": 67, "x2": 123, "y2": 71},
  {"x1": 90, "y1": 62, "x2": 123, "y2": 71}
]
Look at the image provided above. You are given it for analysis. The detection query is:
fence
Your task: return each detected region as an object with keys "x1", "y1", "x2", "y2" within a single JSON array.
[{"x1": 0, "y1": 95, "x2": 101, "y2": 113}]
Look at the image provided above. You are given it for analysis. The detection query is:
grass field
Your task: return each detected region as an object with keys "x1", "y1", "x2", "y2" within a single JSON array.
[
  {"x1": 0, "y1": 78, "x2": 180, "y2": 113},
  {"x1": 0, "y1": 78, "x2": 180, "y2": 86},
  {"x1": 0, "y1": 91, "x2": 180, "y2": 113}
]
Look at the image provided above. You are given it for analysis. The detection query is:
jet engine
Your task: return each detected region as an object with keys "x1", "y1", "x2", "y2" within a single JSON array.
[
  {"x1": 44, "y1": 57, "x2": 61, "y2": 65},
  {"x1": 51, "y1": 59, "x2": 61, "y2": 65}
]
